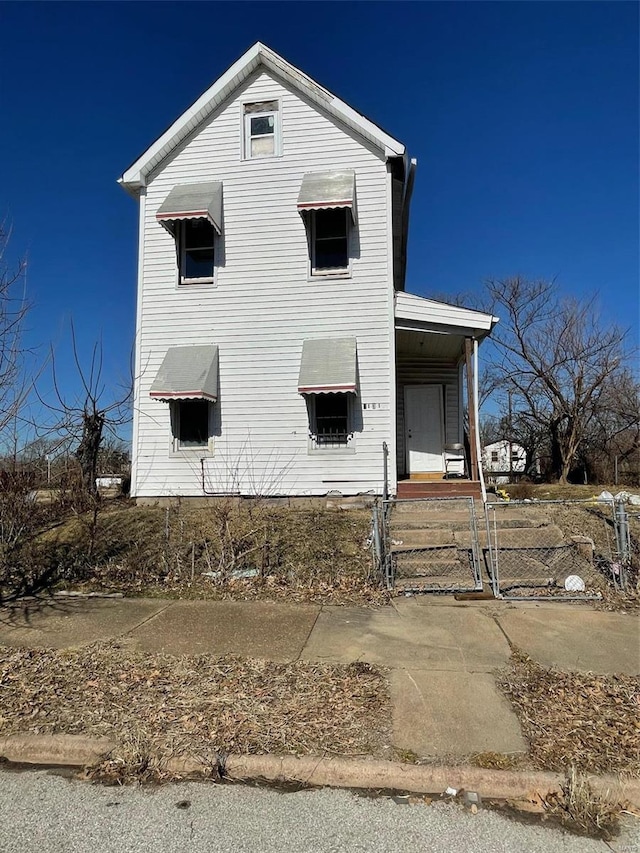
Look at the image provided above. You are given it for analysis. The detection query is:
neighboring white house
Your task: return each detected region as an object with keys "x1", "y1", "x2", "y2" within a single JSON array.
[
  {"x1": 95, "y1": 475, "x2": 123, "y2": 490},
  {"x1": 119, "y1": 42, "x2": 498, "y2": 501},
  {"x1": 482, "y1": 440, "x2": 531, "y2": 484}
]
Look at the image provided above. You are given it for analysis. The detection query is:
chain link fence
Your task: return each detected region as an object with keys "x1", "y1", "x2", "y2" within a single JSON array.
[
  {"x1": 375, "y1": 497, "x2": 483, "y2": 593},
  {"x1": 484, "y1": 499, "x2": 637, "y2": 600}
]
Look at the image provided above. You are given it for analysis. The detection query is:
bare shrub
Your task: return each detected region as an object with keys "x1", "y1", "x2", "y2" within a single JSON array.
[
  {"x1": 545, "y1": 767, "x2": 622, "y2": 840},
  {"x1": 504, "y1": 481, "x2": 535, "y2": 500}
]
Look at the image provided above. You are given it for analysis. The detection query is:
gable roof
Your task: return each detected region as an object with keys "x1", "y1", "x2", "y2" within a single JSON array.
[{"x1": 119, "y1": 42, "x2": 406, "y2": 195}]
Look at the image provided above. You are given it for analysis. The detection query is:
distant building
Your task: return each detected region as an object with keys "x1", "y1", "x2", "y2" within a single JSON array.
[
  {"x1": 482, "y1": 440, "x2": 535, "y2": 484},
  {"x1": 95, "y1": 475, "x2": 123, "y2": 489}
]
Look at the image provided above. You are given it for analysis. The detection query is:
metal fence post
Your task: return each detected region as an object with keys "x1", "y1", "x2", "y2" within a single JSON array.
[
  {"x1": 382, "y1": 441, "x2": 389, "y2": 503},
  {"x1": 614, "y1": 500, "x2": 631, "y2": 590}
]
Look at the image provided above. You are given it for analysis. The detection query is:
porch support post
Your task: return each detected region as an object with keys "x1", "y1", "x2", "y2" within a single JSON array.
[{"x1": 464, "y1": 337, "x2": 479, "y2": 480}]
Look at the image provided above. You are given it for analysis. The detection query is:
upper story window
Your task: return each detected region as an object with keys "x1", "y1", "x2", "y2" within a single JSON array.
[
  {"x1": 243, "y1": 101, "x2": 280, "y2": 159},
  {"x1": 311, "y1": 208, "x2": 349, "y2": 275},
  {"x1": 155, "y1": 182, "x2": 223, "y2": 286},
  {"x1": 296, "y1": 171, "x2": 356, "y2": 278},
  {"x1": 179, "y1": 219, "x2": 215, "y2": 283}
]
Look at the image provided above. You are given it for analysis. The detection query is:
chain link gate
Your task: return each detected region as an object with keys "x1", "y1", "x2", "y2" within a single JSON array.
[
  {"x1": 376, "y1": 497, "x2": 485, "y2": 593},
  {"x1": 482, "y1": 499, "x2": 635, "y2": 601}
]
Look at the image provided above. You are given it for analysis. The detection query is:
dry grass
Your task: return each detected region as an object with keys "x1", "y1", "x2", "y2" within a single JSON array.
[
  {"x1": 498, "y1": 650, "x2": 640, "y2": 777},
  {"x1": 0, "y1": 642, "x2": 391, "y2": 780},
  {"x1": 502, "y1": 483, "x2": 636, "y2": 502},
  {"x1": 5, "y1": 502, "x2": 386, "y2": 605},
  {"x1": 544, "y1": 767, "x2": 623, "y2": 840}
]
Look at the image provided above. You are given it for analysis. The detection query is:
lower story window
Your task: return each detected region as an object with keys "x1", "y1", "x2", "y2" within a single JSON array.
[
  {"x1": 311, "y1": 393, "x2": 351, "y2": 447},
  {"x1": 172, "y1": 400, "x2": 210, "y2": 449}
]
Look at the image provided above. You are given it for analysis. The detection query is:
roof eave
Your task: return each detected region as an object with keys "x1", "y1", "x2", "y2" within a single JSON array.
[{"x1": 118, "y1": 42, "x2": 405, "y2": 190}]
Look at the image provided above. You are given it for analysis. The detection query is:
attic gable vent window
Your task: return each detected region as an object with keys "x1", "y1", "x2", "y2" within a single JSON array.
[{"x1": 243, "y1": 100, "x2": 280, "y2": 159}]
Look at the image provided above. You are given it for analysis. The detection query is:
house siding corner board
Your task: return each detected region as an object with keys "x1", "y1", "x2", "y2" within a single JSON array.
[
  {"x1": 134, "y1": 70, "x2": 392, "y2": 497},
  {"x1": 395, "y1": 358, "x2": 460, "y2": 476}
]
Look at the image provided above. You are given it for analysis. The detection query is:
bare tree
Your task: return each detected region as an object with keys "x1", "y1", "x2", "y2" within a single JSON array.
[
  {"x1": 40, "y1": 322, "x2": 131, "y2": 498},
  {"x1": 485, "y1": 277, "x2": 630, "y2": 483},
  {"x1": 0, "y1": 223, "x2": 30, "y2": 448},
  {"x1": 581, "y1": 368, "x2": 640, "y2": 483}
]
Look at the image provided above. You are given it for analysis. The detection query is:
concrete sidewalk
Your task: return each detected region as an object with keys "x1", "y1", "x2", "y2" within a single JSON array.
[{"x1": 0, "y1": 595, "x2": 637, "y2": 760}]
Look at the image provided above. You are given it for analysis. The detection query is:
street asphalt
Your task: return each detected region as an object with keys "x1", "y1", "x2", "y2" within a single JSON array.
[{"x1": 2, "y1": 770, "x2": 636, "y2": 853}]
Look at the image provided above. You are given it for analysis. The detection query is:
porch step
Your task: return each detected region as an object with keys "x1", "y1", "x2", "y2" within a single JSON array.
[
  {"x1": 455, "y1": 524, "x2": 566, "y2": 549},
  {"x1": 394, "y1": 551, "x2": 467, "y2": 578},
  {"x1": 390, "y1": 529, "x2": 456, "y2": 549},
  {"x1": 395, "y1": 576, "x2": 477, "y2": 592},
  {"x1": 396, "y1": 480, "x2": 482, "y2": 500}
]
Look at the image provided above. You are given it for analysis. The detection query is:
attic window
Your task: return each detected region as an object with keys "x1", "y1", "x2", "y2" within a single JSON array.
[{"x1": 243, "y1": 100, "x2": 279, "y2": 159}]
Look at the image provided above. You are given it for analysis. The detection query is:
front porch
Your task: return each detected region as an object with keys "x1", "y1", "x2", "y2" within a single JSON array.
[{"x1": 393, "y1": 293, "x2": 498, "y2": 500}]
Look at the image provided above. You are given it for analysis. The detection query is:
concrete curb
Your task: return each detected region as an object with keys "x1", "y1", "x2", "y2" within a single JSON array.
[
  {"x1": 1, "y1": 735, "x2": 638, "y2": 808},
  {"x1": 0, "y1": 734, "x2": 116, "y2": 768}
]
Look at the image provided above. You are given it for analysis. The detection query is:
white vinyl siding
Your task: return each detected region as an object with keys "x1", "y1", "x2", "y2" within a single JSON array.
[{"x1": 132, "y1": 70, "x2": 392, "y2": 497}]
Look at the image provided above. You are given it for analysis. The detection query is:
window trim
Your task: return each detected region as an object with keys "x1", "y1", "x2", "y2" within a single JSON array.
[
  {"x1": 242, "y1": 100, "x2": 281, "y2": 160},
  {"x1": 309, "y1": 208, "x2": 351, "y2": 279},
  {"x1": 170, "y1": 399, "x2": 214, "y2": 454},
  {"x1": 176, "y1": 219, "x2": 216, "y2": 286}
]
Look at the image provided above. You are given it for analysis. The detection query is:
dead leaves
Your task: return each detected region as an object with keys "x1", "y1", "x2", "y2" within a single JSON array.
[
  {"x1": 0, "y1": 642, "x2": 391, "y2": 768},
  {"x1": 498, "y1": 650, "x2": 640, "y2": 776}
]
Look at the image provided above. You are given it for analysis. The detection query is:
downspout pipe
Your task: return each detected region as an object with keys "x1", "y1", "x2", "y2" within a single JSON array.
[{"x1": 473, "y1": 338, "x2": 487, "y2": 503}]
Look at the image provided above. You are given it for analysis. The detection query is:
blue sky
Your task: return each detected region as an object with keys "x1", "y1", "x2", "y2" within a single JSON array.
[{"x1": 0, "y1": 1, "x2": 638, "y2": 441}]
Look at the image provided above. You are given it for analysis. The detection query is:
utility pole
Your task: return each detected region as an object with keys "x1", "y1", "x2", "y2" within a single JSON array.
[{"x1": 508, "y1": 390, "x2": 513, "y2": 480}]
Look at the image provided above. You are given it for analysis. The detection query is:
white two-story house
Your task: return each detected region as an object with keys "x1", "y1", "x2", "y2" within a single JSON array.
[{"x1": 119, "y1": 42, "x2": 497, "y2": 501}]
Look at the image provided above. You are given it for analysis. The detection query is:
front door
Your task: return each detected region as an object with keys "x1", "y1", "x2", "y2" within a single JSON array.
[{"x1": 404, "y1": 385, "x2": 444, "y2": 474}]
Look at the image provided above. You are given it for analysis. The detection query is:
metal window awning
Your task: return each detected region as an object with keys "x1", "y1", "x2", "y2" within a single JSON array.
[
  {"x1": 156, "y1": 182, "x2": 223, "y2": 234},
  {"x1": 297, "y1": 171, "x2": 356, "y2": 222},
  {"x1": 150, "y1": 345, "x2": 219, "y2": 402},
  {"x1": 298, "y1": 337, "x2": 358, "y2": 394}
]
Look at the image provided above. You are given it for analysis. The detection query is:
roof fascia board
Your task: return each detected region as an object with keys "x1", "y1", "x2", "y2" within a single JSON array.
[
  {"x1": 259, "y1": 44, "x2": 404, "y2": 155},
  {"x1": 395, "y1": 319, "x2": 489, "y2": 339},
  {"x1": 119, "y1": 42, "x2": 404, "y2": 192},
  {"x1": 119, "y1": 43, "x2": 262, "y2": 189},
  {"x1": 396, "y1": 291, "x2": 498, "y2": 331}
]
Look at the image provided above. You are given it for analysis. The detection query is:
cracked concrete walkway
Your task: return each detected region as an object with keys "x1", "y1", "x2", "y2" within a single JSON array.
[{"x1": 0, "y1": 595, "x2": 637, "y2": 760}]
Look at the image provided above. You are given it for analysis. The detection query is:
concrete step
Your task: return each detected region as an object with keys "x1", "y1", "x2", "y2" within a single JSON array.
[
  {"x1": 395, "y1": 552, "x2": 466, "y2": 578},
  {"x1": 456, "y1": 524, "x2": 566, "y2": 549},
  {"x1": 394, "y1": 576, "x2": 477, "y2": 591},
  {"x1": 391, "y1": 503, "x2": 549, "y2": 528},
  {"x1": 390, "y1": 529, "x2": 456, "y2": 549}
]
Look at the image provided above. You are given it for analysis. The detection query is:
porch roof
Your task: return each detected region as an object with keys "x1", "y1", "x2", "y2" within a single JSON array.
[{"x1": 395, "y1": 292, "x2": 498, "y2": 340}]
